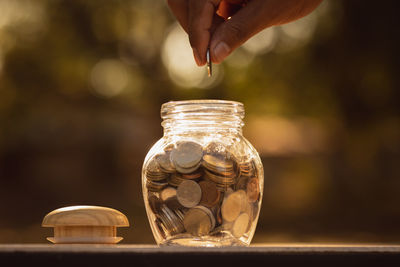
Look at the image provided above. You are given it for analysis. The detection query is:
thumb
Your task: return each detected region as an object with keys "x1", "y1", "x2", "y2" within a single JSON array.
[{"x1": 210, "y1": 1, "x2": 266, "y2": 64}]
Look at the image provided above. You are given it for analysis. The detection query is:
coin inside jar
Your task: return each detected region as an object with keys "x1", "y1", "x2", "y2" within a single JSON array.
[
  {"x1": 155, "y1": 152, "x2": 175, "y2": 173},
  {"x1": 168, "y1": 173, "x2": 186, "y2": 187},
  {"x1": 183, "y1": 206, "x2": 215, "y2": 236},
  {"x1": 146, "y1": 179, "x2": 168, "y2": 192},
  {"x1": 221, "y1": 190, "x2": 245, "y2": 222},
  {"x1": 146, "y1": 159, "x2": 169, "y2": 182},
  {"x1": 159, "y1": 205, "x2": 185, "y2": 235},
  {"x1": 160, "y1": 187, "x2": 182, "y2": 210},
  {"x1": 170, "y1": 141, "x2": 203, "y2": 171},
  {"x1": 246, "y1": 177, "x2": 260, "y2": 203},
  {"x1": 203, "y1": 154, "x2": 234, "y2": 174},
  {"x1": 199, "y1": 180, "x2": 221, "y2": 208},
  {"x1": 148, "y1": 195, "x2": 162, "y2": 214},
  {"x1": 181, "y1": 168, "x2": 203, "y2": 180},
  {"x1": 176, "y1": 180, "x2": 202, "y2": 208},
  {"x1": 231, "y1": 212, "x2": 250, "y2": 238}
]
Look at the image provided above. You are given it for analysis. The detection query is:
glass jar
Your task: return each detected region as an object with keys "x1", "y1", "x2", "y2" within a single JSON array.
[{"x1": 142, "y1": 100, "x2": 263, "y2": 247}]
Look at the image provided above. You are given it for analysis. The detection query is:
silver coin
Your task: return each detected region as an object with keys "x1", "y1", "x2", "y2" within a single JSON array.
[
  {"x1": 176, "y1": 180, "x2": 202, "y2": 208},
  {"x1": 171, "y1": 141, "x2": 203, "y2": 169},
  {"x1": 155, "y1": 152, "x2": 175, "y2": 173},
  {"x1": 161, "y1": 205, "x2": 185, "y2": 235},
  {"x1": 207, "y1": 48, "x2": 212, "y2": 77}
]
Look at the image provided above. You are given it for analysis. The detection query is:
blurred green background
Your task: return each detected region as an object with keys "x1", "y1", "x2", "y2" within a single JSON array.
[{"x1": 0, "y1": 0, "x2": 399, "y2": 244}]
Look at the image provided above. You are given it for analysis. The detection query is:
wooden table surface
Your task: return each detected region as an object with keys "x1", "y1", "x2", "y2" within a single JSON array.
[{"x1": 1, "y1": 244, "x2": 399, "y2": 266}]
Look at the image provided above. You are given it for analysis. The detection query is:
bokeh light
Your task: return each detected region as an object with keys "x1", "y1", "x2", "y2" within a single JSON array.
[
  {"x1": 162, "y1": 23, "x2": 223, "y2": 89},
  {"x1": 90, "y1": 59, "x2": 130, "y2": 98},
  {"x1": 242, "y1": 28, "x2": 277, "y2": 55}
]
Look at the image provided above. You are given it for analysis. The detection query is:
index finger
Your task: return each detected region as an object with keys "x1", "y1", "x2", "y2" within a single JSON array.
[
  {"x1": 167, "y1": 0, "x2": 189, "y2": 32},
  {"x1": 188, "y1": 0, "x2": 221, "y2": 66}
]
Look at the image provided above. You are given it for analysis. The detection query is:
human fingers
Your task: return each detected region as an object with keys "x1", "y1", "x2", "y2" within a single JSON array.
[
  {"x1": 217, "y1": 0, "x2": 245, "y2": 19},
  {"x1": 210, "y1": 0, "x2": 264, "y2": 64},
  {"x1": 210, "y1": 0, "x2": 323, "y2": 63},
  {"x1": 188, "y1": 0, "x2": 221, "y2": 66},
  {"x1": 167, "y1": 0, "x2": 189, "y2": 32}
]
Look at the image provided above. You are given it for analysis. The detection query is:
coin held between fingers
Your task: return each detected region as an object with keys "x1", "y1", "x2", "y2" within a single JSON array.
[{"x1": 207, "y1": 48, "x2": 212, "y2": 77}]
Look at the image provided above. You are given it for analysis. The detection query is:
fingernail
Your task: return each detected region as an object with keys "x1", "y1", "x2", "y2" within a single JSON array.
[
  {"x1": 192, "y1": 48, "x2": 202, "y2": 66},
  {"x1": 213, "y1": 42, "x2": 230, "y2": 63}
]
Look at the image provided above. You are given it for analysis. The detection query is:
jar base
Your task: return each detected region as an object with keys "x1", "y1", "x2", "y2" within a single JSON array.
[{"x1": 160, "y1": 234, "x2": 247, "y2": 247}]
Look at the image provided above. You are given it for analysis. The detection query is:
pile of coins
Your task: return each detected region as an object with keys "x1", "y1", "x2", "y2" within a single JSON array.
[{"x1": 145, "y1": 141, "x2": 261, "y2": 240}]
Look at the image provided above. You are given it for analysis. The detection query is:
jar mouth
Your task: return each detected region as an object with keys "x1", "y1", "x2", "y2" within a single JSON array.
[
  {"x1": 161, "y1": 99, "x2": 244, "y2": 119},
  {"x1": 161, "y1": 100, "x2": 245, "y2": 135}
]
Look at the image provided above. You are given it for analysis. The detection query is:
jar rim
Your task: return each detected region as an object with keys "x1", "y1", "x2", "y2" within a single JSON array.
[
  {"x1": 162, "y1": 99, "x2": 243, "y2": 107},
  {"x1": 161, "y1": 99, "x2": 244, "y2": 118}
]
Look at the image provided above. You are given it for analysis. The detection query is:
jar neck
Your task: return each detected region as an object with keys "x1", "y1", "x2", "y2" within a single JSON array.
[{"x1": 161, "y1": 100, "x2": 245, "y2": 136}]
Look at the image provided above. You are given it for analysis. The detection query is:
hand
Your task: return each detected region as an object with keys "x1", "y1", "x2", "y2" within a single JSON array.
[{"x1": 167, "y1": 0, "x2": 323, "y2": 65}]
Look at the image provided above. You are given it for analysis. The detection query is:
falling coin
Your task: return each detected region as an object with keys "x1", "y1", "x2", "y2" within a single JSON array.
[
  {"x1": 207, "y1": 48, "x2": 212, "y2": 77},
  {"x1": 176, "y1": 180, "x2": 202, "y2": 208}
]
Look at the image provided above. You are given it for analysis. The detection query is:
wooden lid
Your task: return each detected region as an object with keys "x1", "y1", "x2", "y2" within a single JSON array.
[{"x1": 42, "y1": 205, "x2": 129, "y2": 227}]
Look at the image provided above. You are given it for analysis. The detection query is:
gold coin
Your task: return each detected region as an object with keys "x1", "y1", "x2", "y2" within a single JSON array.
[
  {"x1": 146, "y1": 179, "x2": 168, "y2": 192},
  {"x1": 164, "y1": 143, "x2": 175, "y2": 152},
  {"x1": 194, "y1": 205, "x2": 216, "y2": 230},
  {"x1": 154, "y1": 217, "x2": 167, "y2": 239},
  {"x1": 246, "y1": 177, "x2": 260, "y2": 203},
  {"x1": 237, "y1": 189, "x2": 249, "y2": 212},
  {"x1": 199, "y1": 180, "x2": 221, "y2": 208},
  {"x1": 204, "y1": 169, "x2": 235, "y2": 189},
  {"x1": 146, "y1": 159, "x2": 169, "y2": 181},
  {"x1": 239, "y1": 160, "x2": 257, "y2": 177},
  {"x1": 221, "y1": 191, "x2": 243, "y2": 222},
  {"x1": 181, "y1": 169, "x2": 203, "y2": 180},
  {"x1": 235, "y1": 175, "x2": 249, "y2": 191},
  {"x1": 203, "y1": 154, "x2": 234, "y2": 172},
  {"x1": 160, "y1": 187, "x2": 182, "y2": 210},
  {"x1": 167, "y1": 173, "x2": 185, "y2": 187},
  {"x1": 148, "y1": 194, "x2": 162, "y2": 214},
  {"x1": 176, "y1": 180, "x2": 202, "y2": 208},
  {"x1": 160, "y1": 187, "x2": 177, "y2": 202},
  {"x1": 231, "y1": 212, "x2": 250, "y2": 238}
]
